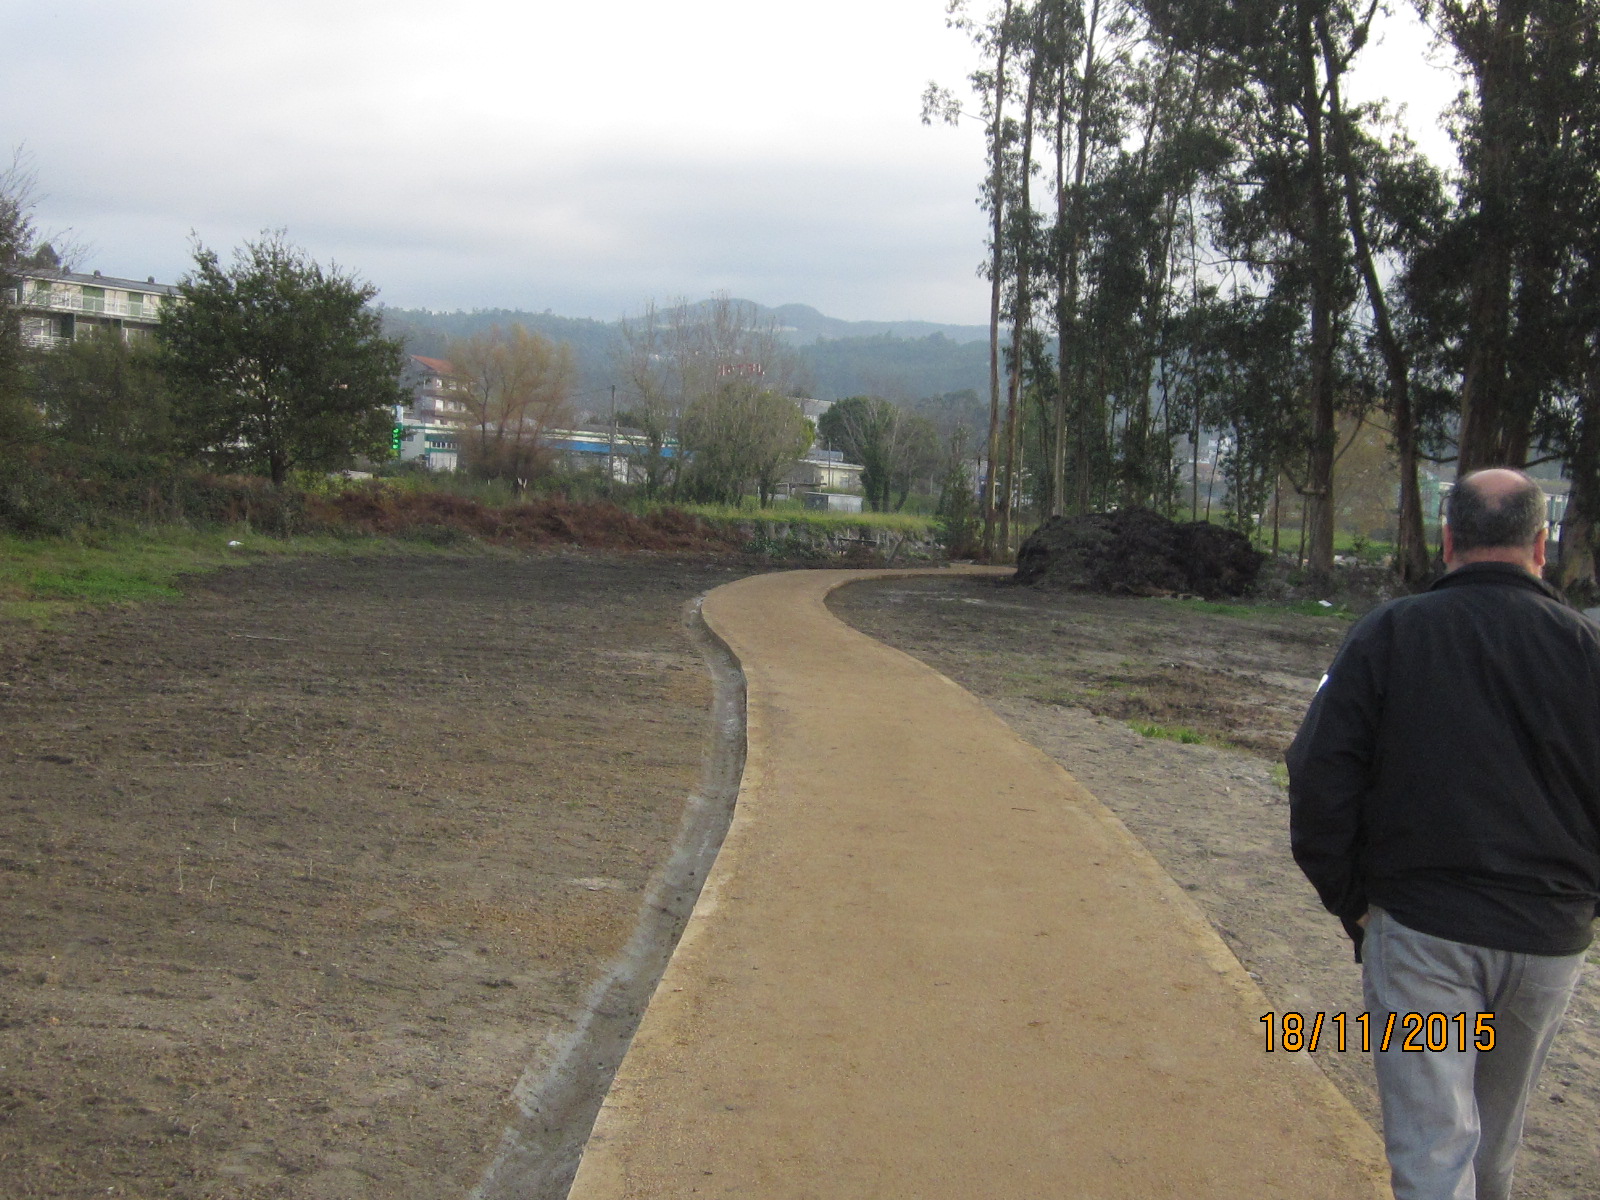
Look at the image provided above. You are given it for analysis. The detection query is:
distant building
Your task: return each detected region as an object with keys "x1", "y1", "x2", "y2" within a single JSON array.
[
  {"x1": 783, "y1": 447, "x2": 863, "y2": 497},
  {"x1": 6, "y1": 266, "x2": 180, "y2": 348},
  {"x1": 400, "y1": 356, "x2": 466, "y2": 425},
  {"x1": 395, "y1": 355, "x2": 466, "y2": 471},
  {"x1": 784, "y1": 397, "x2": 863, "y2": 498},
  {"x1": 803, "y1": 491, "x2": 864, "y2": 513},
  {"x1": 544, "y1": 426, "x2": 679, "y2": 482}
]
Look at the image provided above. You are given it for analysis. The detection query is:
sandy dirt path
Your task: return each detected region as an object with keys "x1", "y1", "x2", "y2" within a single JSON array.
[
  {"x1": 829, "y1": 572, "x2": 1600, "y2": 1200},
  {"x1": 568, "y1": 568, "x2": 1388, "y2": 1199}
]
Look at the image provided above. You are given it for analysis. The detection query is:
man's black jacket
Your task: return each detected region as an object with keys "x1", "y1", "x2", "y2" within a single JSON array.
[{"x1": 1286, "y1": 562, "x2": 1600, "y2": 958}]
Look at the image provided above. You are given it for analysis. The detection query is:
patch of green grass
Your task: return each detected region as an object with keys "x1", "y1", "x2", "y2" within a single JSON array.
[
  {"x1": 26, "y1": 568, "x2": 180, "y2": 603},
  {"x1": 1270, "y1": 762, "x2": 1290, "y2": 789},
  {"x1": 670, "y1": 501, "x2": 937, "y2": 536},
  {"x1": 0, "y1": 526, "x2": 475, "y2": 626},
  {"x1": 1130, "y1": 721, "x2": 1209, "y2": 745}
]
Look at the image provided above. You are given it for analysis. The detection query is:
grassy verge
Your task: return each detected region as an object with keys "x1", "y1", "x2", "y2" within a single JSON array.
[
  {"x1": 670, "y1": 500, "x2": 939, "y2": 537},
  {"x1": 0, "y1": 527, "x2": 464, "y2": 627}
]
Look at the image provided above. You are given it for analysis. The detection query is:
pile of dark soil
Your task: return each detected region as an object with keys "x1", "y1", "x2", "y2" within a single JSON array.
[{"x1": 1015, "y1": 508, "x2": 1263, "y2": 599}]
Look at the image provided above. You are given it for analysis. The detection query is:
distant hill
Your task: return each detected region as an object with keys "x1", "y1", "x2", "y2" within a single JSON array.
[
  {"x1": 378, "y1": 301, "x2": 993, "y2": 409},
  {"x1": 802, "y1": 332, "x2": 990, "y2": 403},
  {"x1": 741, "y1": 301, "x2": 987, "y2": 347}
]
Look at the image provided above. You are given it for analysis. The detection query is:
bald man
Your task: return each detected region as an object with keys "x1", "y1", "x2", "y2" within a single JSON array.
[{"x1": 1287, "y1": 468, "x2": 1600, "y2": 1200}]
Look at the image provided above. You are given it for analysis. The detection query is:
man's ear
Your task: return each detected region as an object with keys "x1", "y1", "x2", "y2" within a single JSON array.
[
  {"x1": 1532, "y1": 526, "x2": 1549, "y2": 572},
  {"x1": 1442, "y1": 523, "x2": 1456, "y2": 566}
]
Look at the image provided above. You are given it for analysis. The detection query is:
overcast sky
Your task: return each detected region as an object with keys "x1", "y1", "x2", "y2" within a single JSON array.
[{"x1": 3, "y1": 0, "x2": 1462, "y2": 326}]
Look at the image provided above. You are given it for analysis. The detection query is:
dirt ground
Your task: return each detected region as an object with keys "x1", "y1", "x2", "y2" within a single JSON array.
[
  {"x1": 829, "y1": 572, "x2": 1600, "y2": 1200},
  {"x1": 8, "y1": 555, "x2": 1598, "y2": 1199},
  {"x1": 0, "y1": 551, "x2": 752, "y2": 1199}
]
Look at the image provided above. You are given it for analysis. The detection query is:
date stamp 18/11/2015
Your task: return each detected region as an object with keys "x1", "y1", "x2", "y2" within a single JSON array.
[{"x1": 1261, "y1": 1011, "x2": 1497, "y2": 1054}]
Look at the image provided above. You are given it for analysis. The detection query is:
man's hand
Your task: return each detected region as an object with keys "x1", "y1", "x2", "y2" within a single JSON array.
[{"x1": 1357, "y1": 911, "x2": 1371, "y2": 929}]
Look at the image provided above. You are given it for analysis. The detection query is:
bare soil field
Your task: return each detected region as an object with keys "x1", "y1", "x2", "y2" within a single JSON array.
[
  {"x1": 0, "y1": 551, "x2": 751, "y2": 1199},
  {"x1": 829, "y1": 572, "x2": 1600, "y2": 1200}
]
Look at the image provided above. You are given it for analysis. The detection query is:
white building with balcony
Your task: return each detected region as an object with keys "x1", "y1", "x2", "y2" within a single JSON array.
[
  {"x1": 394, "y1": 355, "x2": 467, "y2": 471},
  {"x1": 6, "y1": 267, "x2": 180, "y2": 348}
]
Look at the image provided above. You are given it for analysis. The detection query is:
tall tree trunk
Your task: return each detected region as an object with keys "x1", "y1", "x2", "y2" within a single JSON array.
[
  {"x1": 981, "y1": 0, "x2": 1017, "y2": 560},
  {"x1": 1051, "y1": 105, "x2": 1071, "y2": 516},
  {"x1": 1557, "y1": 359, "x2": 1600, "y2": 597},
  {"x1": 1298, "y1": 4, "x2": 1339, "y2": 583},
  {"x1": 1000, "y1": 57, "x2": 1041, "y2": 557},
  {"x1": 1453, "y1": 0, "x2": 1530, "y2": 474},
  {"x1": 1318, "y1": 15, "x2": 1428, "y2": 586},
  {"x1": 1057, "y1": 0, "x2": 1103, "y2": 517}
]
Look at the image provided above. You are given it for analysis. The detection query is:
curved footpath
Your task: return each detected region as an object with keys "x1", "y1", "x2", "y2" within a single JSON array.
[{"x1": 566, "y1": 568, "x2": 1389, "y2": 1199}]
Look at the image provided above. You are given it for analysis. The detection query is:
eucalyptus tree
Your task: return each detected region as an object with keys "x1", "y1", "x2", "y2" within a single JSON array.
[
  {"x1": 927, "y1": 0, "x2": 1025, "y2": 555},
  {"x1": 1374, "y1": 0, "x2": 1600, "y2": 587},
  {"x1": 1312, "y1": 20, "x2": 1453, "y2": 582},
  {"x1": 1419, "y1": 0, "x2": 1597, "y2": 473},
  {"x1": 1036, "y1": 0, "x2": 1143, "y2": 518},
  {"x1": 1529, "y1": 3, "x2": 1600, "y2": 592},
  {"x1": 1201, "y1": 295, "x2": 1308, "y2": 536},
  {"x1": 1140, "y1": 0, "x2": 1392, "y2": 579}
]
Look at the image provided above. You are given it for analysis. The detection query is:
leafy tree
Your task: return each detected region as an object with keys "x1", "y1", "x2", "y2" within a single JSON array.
[
  {"x1": 1192, "y1": 294, "x2": 1307, "y2": 538},
  {"x1": 936, "y1": 425, "x2": 983, "y2": 556},
  {"x1": 0, "y1": 153, "x2": 40, "y2": 441},
  {"x1": 617, "y1": 295, "x2": 806, "y2": 498},
  {"x1": 819, "y1": 396, "x2": 942, "y2": 511},
  {"x1": 157, "y1": 233, "x2": 406, "y2": 486},
  {"x1": 27, "y1": 327, "x2": 172, "y2": 453},
  {"x1": 677, "y1": 381, "x2": 813, "y2": 506},
  {"x1": 448, "y1": 324, "x2": 573, "y2": 492}
]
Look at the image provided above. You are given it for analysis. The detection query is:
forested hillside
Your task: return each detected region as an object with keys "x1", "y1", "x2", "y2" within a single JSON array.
[{"x1": 378, "y1": 302, "x2": 991, "y2": 407}]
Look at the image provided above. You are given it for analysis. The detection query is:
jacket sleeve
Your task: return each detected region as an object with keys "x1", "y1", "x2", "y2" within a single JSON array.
[{"x1": 1286, "y1": 616, "x2": 1387, "y2": 952}]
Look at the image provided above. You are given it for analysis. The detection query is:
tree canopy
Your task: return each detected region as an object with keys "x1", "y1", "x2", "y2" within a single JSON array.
[
  {"x1": 929, "y1": 0, "x2": 1600, "y2": 589},
  {"x1": 0, "y1": 153, "x2": 40, "y2": 440},
  {"x1": 678, "y1": 380, "x2": 814, "y2": 506},
  {"x1": 616, "y1": 295, "x2": 808, "y2": 499},
  {"x1": 447, "y1": 324, "x2": 573, "y2": 491},
  {"x1": 819, "y1": 396, "x2": 942, "y2": 511},
  {"x1": 157, "y1": 234, "x2": 406, "y2": 485}
]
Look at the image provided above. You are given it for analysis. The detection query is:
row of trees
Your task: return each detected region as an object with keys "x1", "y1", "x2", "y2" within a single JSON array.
[
  {"x1": 3, "y1": 214, "x2": 586, "y2": 497},
  {"x1": 611, "y1": 298, "x2": 983, "y2": 511},
  {"x1": 931, "y1": 0, "x2": 1600, "y2": 589},
  {"x1": 0, "y1": 214, "x2": 413, "y2": 486},
  {"x1": 613, "y1": 296, "x2": 816, "y2": 505},
  {"x1": 0, "y1": 159, "x2": 983, "y2": 517}
]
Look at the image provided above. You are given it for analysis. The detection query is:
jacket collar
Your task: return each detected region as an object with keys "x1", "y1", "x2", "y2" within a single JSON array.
[{"x1": 1429, "y1": 560, "x2": 1562, "y2": 602}]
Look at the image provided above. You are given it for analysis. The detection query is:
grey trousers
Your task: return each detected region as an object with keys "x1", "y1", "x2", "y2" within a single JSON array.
[{"x1": 1362, "y1": 907, "x2": 1585, "y2": 1200}]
